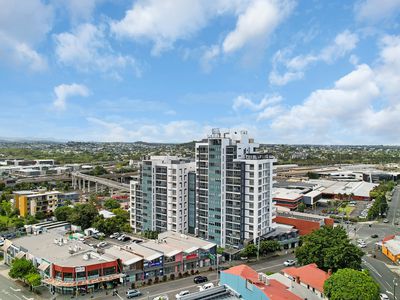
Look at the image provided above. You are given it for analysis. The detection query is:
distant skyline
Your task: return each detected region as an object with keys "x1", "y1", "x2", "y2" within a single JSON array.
[{"x1": 0, "y1": 0, "x2": 399, "y2": 145}]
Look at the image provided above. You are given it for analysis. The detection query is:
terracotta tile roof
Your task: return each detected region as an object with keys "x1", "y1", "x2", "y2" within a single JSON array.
[
  {"x1": 224, "y1": 265, "x2": 301, "y2": 300},
  {"x1": 282, "y1": 263, "x2": 330, "y2": 292},
  {"x1": 383, "y1": 234, "x2": 396, "y2": 242}
]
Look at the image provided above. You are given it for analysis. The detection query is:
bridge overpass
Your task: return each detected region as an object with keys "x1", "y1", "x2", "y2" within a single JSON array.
[{"x1": 71, "y1": 172, "x2": 130, "y2": 193}]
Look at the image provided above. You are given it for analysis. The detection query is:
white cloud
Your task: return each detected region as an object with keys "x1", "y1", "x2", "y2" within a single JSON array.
[
  {"x1": 355, "y1": 0, "x2": 400, "y2": 22},
  {"x1": 233, "y1": 94, "x2": 282, "y2": 111},
  {"x1": 63, "y1": 0, "x2": 97, "y2": 24},
  {"x1": 223, "y1": 0, "x2": 295, "y2": 54},
  {"x1": 268, "y1": 34, "x2": 400, "y2": 144},
  {"x1": 86, "y1": 117, "x2": 210, "y2": 142},
  {"x1": 54, "y1": 23, "x2": 140, "y2": 77},
  {"x1": 0, "y1": 0, "x2": 52, "y2": 71},
  {"x1": 111, "y1": 0, "x2": 294, "y2": 56},
  {"x1": 269, "y1": 30, "x2": 359, "y2": 86},
  {"x1": 201, "y1": 45, "x2": 220, "y2": 72},
  {"x1": 53, "y1": 83, "x2": 90, "y2": 111}
]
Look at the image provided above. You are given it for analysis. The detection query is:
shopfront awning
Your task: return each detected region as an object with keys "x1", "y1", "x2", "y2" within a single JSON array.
[
  {"x1": 42, "y1": 273, "x2": 123, "y2": 287},
  {"x1": 38, "y1": 262, "x2": 50, "y2": 272},
  {"x1": 15, "y1": 251, "x2": 26, "y2": 259},
  {"x1": 2, "y1": 240, "x2": 13, "y2": 252}
]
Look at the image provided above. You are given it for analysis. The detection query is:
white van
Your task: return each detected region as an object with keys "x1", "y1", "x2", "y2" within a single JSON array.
[{"x1": 199, "y1": 283, "x2": 214, "y2": 291}]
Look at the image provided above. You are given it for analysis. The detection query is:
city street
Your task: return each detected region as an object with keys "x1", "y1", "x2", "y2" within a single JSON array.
[
  {"x1": 50, "y1": 254, "x2": 294, "y2": 300},
  {"x1": 0, "y1": 274, "x2": 41, "y2": 300},
  {"x1": 388, "y1": 186, "x2": 400, "y2": 226},
  {"x1": 363, "y1": 256, "x2": 400, "y2": 300}
]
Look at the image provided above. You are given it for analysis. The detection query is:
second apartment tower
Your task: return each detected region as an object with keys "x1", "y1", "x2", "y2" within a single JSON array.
[{"x1": 195, "y1": 129, "x2": 276, "y2": 247}]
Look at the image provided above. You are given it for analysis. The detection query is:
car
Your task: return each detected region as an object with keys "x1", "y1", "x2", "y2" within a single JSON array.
[
  {"x1": 283, "y1": 260, "x2": 296, "y2": 266},
  {"x1": 97, "y1": 241, "x2": 108, "y2": 248},
  {"x1": 175, "y1": 290, "x2": 190, "y2": 299},
  {"x1": 121, "y1": 236, "x2": 132, "y2": 242},
  {"x1": 199, "y1": 283, "x2": 214, "y2": 291},
  {"x1": 110, "y1": 232, "x2": 120, "y2": 239},
  {"x1": 153, "y1": 296, "x2": 169, "y2": 300},
  {"x1": 117, "y1": 234, "x2": 126, "y2": 241},
  {"x1": 194, "y1": 276, "x2": 208, "y2": 284},
  {"x1": 380, "y1": 293, "x2": 389, "y2": 300},
  {"x1": 371, "y1": 234, "x2": 379, "y2": 238},
  {"x1": 357, "y1": 239, "x2": 365, "y2": 244},
  {"x1": 383, "y1": 219, "x2": 389, "y2": 223},
  {"x1": 358, "y1": 243, "x2": 367, "y2": 248},
  {"x1": 126, "y1": 289, "x2": 142, "y2": 298}
]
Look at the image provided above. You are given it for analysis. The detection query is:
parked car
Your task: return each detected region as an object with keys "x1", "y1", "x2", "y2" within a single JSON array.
[
  {"x1": 199, "y1": 283, "x2": 214, "y2": 291},
  {"x1": 117, "y1": 234, "x2": 126, "y2": 241},
  {"x1": 383, "y1": 219, "x2": 389, "y2": 223},
  {"x1": 193, "y1": 276, "x2": 208, "y2": 284},
  {"x1": 110, "y1": 232, "x2": 120, "y2": 239},
  {"x1": 126, "y1": 289, "x2": 142, "y2": 298},
  {"x1": 371, "y1": 234, "x2": 379, "y2": 238},
  {"x1": 121, "y1": 236, "x2": 131, "y2": 242},
  {"x1": 358, "y1": 243, "x2": 367, "y2": 248},
  {"x1": 380, "y1": 293, "x2": 389, "y2": 300},
  {"x1": 153, "y1": 296, "x2": 169, "y2": 300},
  {"x1": 175, "y1": 290, "x2": 190, "y2": 299},
  {"x1": 97, "y1": 241, "x2": 108, "y2": 248},
  {"x1": 283, "y1": 260, "x2": 296, "y2": 267}
]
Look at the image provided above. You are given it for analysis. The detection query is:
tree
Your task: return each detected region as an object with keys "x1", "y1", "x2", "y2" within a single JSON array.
[
  {"x1": 297, "y1": 203, "x2": 306, "y2": 212},
  {"x1": 9, "y1": 258, "x2": 36, "y2": 282},
  {"x1": 34, "y1": 211, "x2": 46, "y2": 220},
  {"x1": 295, "y1": 226, "x2": 363, "y2": 272},
  {"x1": 324, "y1": 269, "x2": 379, "y2": 300},
  {"x1": 25, "y1": 272, "x2": 41, "y2": 290},
  {"x1": 0, "y1": 220, "x2": 7, "y2": 232},
  {"x1": 89, "y1": 166, "x2": 108, "y2": 176},
  {"x1": 68, "y1": 203, "x2": 98, "y2": 230},
  {"x1": 112, "y1": 208, "x2": 129, "y2": 221},
  {"x1": 54, "y1": 206, "x2": 73, "y2": 221},
  {"x1": 260, "y1": 240, "x2": 281, "y2": 255},
  {"x1": 241, "y1": 244, "x2": 257, "y2": 257},
  {"x1": 104, "y1": 199, "x2": 120, "y2": 210},
  {"x1": 0, "y1": 200, "x2": 12, "y2": 216}
]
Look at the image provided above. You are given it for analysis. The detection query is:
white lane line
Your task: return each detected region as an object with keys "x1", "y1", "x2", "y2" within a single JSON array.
[
  {"x1": 255, "y1": 263, "x2": 285, "y2": 272},
  {"x1": 22, "y1": 296, "x2": 34, "y2": 300},
  {"x1": 11, "y1": 293, "x2": 22, "y2": 300},
  {"x1": 10, "y1": 287, "x2": 21, "y2": 292},
  {"x1": 362, "y1": 260, "x2": 382, "y2": 278}
]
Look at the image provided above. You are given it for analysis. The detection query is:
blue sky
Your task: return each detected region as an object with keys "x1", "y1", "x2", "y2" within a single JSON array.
[{"x1": 0, "y1": 0, "x2": 399, "y2": 144}]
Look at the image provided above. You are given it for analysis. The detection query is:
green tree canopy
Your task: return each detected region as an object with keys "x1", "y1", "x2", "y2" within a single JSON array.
[
  {"x1": 295, "y1": 226, "x2": 363, "y2": 272},
  {"x1": 9, "y1": 258, "x2": 36, "y2": 281},
  {"x1": 324, "y1": 268, "x2": 379, "y2": 300},
  {"x1": 25, "y1": 272, "x2": 41, "y2": 288},
  {"x1": 68, "y1": 203, "x2": 98, "y2": 230},
  {"x1": 54, "y1": 206, "x2": 73, "y2": 221},
  {"x1": 260, "y1": 240, "x2": 281, "y2": 255},
  {"x1": 241, "y1": 244, "x2": 257, "y2": 257},
  {"x1": 104, "y1": 198, "x2": 120, "y2": 210}
]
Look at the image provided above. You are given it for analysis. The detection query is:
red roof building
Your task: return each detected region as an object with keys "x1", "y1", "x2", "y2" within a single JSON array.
[
  {"x1": 282, "y1": 263, "x2": 331, "y2": 298},
  {"x1": 222, "y1": 264, "x2": 302, "y2": 300}
]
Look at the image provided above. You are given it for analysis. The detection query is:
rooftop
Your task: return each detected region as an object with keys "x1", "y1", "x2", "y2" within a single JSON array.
[
  {"x1": 383, "y1": 235, "x2": 400, "y2": 255},
  {"x1": 282, "y1": 263, "x2": 330, "y2": 292},
  {"x1": 223, "y1": 265, "x2": 301, "y2": 300},
  {"x1": 7, "y1": 230, "x2": 115, "y2": 267}
]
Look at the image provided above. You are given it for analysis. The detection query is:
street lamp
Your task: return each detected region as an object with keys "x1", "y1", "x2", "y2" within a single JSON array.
[{"x1": 394, "y1": 278, "x2": 398, "y2": 300}]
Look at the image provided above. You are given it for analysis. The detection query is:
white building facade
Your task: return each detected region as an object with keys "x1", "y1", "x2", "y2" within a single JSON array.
[
  {"x1": 195, "y1": 129, "x2": 276, "y2": 247},
  {"x1": 130, "y1": 156, "x2": 195, "y2": 234}
]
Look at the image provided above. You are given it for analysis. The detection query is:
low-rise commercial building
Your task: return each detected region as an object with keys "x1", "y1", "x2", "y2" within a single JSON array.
[
  {"x1": 3, "y1": 231, "x2": 123, "y2": 295},
  {"x1": 282, "y1": 263, "x2": 330, "y2": 299},
  {"x1": 382, "y1": 235, "x2": 400, "y2": 263},
  {"x1": 220, "y1": 264, "x2": 301, "y2": 300}
]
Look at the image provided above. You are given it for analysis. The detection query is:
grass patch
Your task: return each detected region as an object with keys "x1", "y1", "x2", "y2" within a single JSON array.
[{"x1": 338, "y1": 205, "x2": 355, "y2": 217}]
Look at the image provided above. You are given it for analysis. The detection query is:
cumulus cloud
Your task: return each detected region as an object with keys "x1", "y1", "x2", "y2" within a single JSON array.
[
  {"x1": 269, "y1": 30, "x2": 359, "y2": 86},
  {"x1": 54, "y1": 23, "x2": 140, "y2": 77},
  {"x1": 87, "y1": 117, "x2": 211, "y2": 142},
  {"x1": 0, "y1": 0, "x2": 52, "y2": 71},
  {"x1": 63, "y1": 0, "x2": 97, "y2": 24},
  {"x1": 268, "y1": 34, "x2": 400, "y2": 144},
  {"x1": 355, "y1": 0, "x2": 400, "y2": 23},
  {"x1": 232, "y1": 94, "x2": 283, "y2": 121},
  {"x1": 223, "y1": 0, "x2": 295, "y2": 54},
  {"x1": 111, "y1": 0, "x2": 294, "y2": 56},
  {"x1": 53, "y1": 83, "x2": 90, "y2": 111}
]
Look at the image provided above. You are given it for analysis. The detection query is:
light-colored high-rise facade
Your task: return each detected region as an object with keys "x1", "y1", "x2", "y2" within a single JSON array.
[
  {"x1": 130, "y1": 156, "x2": 195, "y2": 234},
  {"x1": 195, "y1": 129, "x2": 276, "y2": 247}
]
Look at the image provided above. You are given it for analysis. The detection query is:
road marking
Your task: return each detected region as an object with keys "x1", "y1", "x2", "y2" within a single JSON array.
[
  {"x1": 11, "y1": 293, "x2": 22, "y2": 300},
  {"x1": 10, "y1": 287, "x2": 21, "y2": 292},
  {"x1": 22, "y1": 296, "x2": 34, "y2": 300},
  {"x1": 362, "y1": 260, "x2": 382, "y2": 277},
  {"x1": 255, "y1": 263, "x2": 285, "y2": 272},
  {"x1": 116, "y1": 294, "x2": 123, "y2": 300}
]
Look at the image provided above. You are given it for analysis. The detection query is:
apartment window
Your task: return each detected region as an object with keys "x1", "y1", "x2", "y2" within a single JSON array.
[{"x1": 249, "y1": 165, "x2": 254, "y2": 170}]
